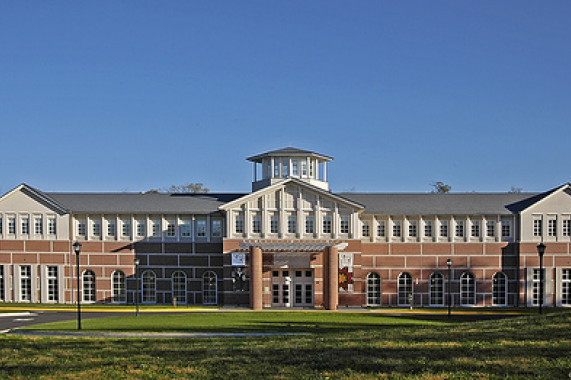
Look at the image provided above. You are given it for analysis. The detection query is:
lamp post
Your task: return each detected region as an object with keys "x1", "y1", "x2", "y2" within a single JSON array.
[
  {"x1": 134, "y1": 258, "x2": 140, "y2": 316},
  {"x1": 72, "y1": 241, "x2": 82, "y2": 330},
  {"x1": 537, "y1": 243, "x2": 546, "y2": 315},
  {"x1": 447, "y1": 258, "x2": 452, "y2": 318}
]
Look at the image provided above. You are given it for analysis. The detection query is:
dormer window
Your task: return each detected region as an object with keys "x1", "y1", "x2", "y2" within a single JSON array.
[
  {"x1": 292, "y1": 159, "x2": 298, "y2": 176},
  {"x1": 282, "y1": 159, "x2": 289, "y2": 178}
]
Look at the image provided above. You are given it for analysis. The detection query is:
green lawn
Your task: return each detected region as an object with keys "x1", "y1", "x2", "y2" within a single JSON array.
[{"x1": 1, "y1": 310, "x2": 570, "y2": 379}]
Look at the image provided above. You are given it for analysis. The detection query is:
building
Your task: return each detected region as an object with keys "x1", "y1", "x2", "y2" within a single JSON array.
[{"x1": 0, "y1": 147, "x2": 570, "y2": 309}]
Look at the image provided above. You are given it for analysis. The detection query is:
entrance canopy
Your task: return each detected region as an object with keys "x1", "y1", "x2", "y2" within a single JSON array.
[{"x1": 238, "y1": 241, "x2": 348, "y2": 253}]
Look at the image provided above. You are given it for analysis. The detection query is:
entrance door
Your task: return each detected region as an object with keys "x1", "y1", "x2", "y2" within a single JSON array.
[{"x1": 271, "y1": 269, "x2": 313, "y2": 308}]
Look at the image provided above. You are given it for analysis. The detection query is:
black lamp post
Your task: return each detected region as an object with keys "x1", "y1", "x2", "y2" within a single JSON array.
[
  {"x1": 72, "y1": 241, "x2": 82, "y2": 330},
  {"x1": 134, "y1": 258, "x2": 140, "y2": 316},
  {"x1": 537, "y1": 243, "x2": 546, "y2": 315},
  {"x1": 447, "y1": 258, "x2": 452, "y2": 318}
]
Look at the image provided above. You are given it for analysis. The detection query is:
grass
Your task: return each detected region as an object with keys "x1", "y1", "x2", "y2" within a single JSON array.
[{"x1": 1, "y1": 310, "x2": 570, "y2": 379}]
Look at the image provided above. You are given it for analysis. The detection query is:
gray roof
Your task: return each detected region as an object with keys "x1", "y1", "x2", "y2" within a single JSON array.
[
  {"x1": 338, "y1": 192, "x2": 541, "y2": 216},
  {"x1": 46, "y1": 192, "x2": 244, "y2": 214},
  {"x1": 247, "y1": 147, "x2": 333, "y2": 162}
]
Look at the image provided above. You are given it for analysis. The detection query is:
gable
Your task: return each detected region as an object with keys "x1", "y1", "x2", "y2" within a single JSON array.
[
  {"x1": 219, "y1": 178, "x2": 364, "y2": 212},
  {"x1": 521, "y1": 186, "x2": 571, "y2": 215},
  {"x1": 0, "y1": 185, "x2": 67, "y2": 215}
]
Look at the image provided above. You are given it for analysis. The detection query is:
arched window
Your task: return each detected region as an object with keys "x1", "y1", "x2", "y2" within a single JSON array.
[
  {"x1": 172, "y1": 271, "x2": 187, "y2": 304},
  {"x1": 82, "y1": 270, "x2": 96, "y2": 302},
  {"x1": 460, "y1": 272, "x2": 476, "y2": 306},
  {"x1": 112, "y1": 271, "x2": 126, "y2": 303},
  {"x1": 142, "y1": 270, "x2": 156, "y2": 304},
  {"x1": 429, "y1": 272, "x2": 444, "y2": 306},
  {"x1": 398, "y1": 272, "x2": 412, "y2": 305},
  {"x1": 203, "y1": 271, "x2": 217, "y2": 305},
  {"x1": 492, "y1": 272, "x2": 508, "y2": 306},
  {"x1": 366, "y1": 273, "x2": 381, "y2": 306}
]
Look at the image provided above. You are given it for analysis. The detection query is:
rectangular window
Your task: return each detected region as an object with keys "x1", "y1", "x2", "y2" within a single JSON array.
[
  {"x1": 362, "y1": 221, "x2": 370, "y2": 237},
  {"x1": 212, "y1": 220, "x2": 222, "y2": 237},
  {"x1": 21, "y1": 218, "x2": 29, "y2": 235},
  {"x1": 533, "y1": 219, "x2": 542, "y2": 237},
  {"x1": 274, "y1": 161, "x2": 280, "y2": 177},
  {"x1": 77, "y1": 221, "x2": 86, "y2": 236},
  {"x1": 322, "y1": 215, "x2": 331, "y2": 234},
  {"x1": 107, "y1": 220, "x2": 116, "y2": 236},
  {"x1": 301, "y1": 160, "x2": 307, "y2": 177},
  {"x1": 377, "y1": 220, "x2": 385, "y2": 237},
  {"x1": 440, "y1": 220, "x2": 448, "y2": 237},
  {"x1": 502, "y1": 221, "x2": 512, "y2": 238},
  {"x1": 8, "y1": 217, "x2": 16, "y2": 234},
  {"x1": 48, "y1": 218, "x2": 56, "y2": 235},
  {"x1": 548, "y1": 219, "x2": 557, "y2": 237},
  {"x1": 197, "y1": 220, "x2": 206, "y2": 237},
  {"x1": 152, "y1": 220, "x2": 161, "y2": 237},
  {"x1": 305, "y1": 215, "x2": 314, "y2": 234},
  {"x1": 408, "y1": 220, "x2": 417, "y2": 237},
  {"x1": 47, "y1": 266, "x2": 58, "y2": 302},
  {"x1": 532, "y1": 268, "x2": 545, "y2": 306},
  {"x1": 424, "y1": 220, "x2": 432, "y2": 237},
  {"x1": 122, "y1": 220, "x2": 131, "y2": 237},
  {"x1": 0, "y1": 266, "x2": 4, "y2": 302},
  {"x1": 288, "y1": 215, "x2": 296, "y2": 234},
  {"x1": 252, "y1": 215, "x2": 261, "y2": 233},
  {"x1": 167, "y1": 221, "x2": 176, "y2": 237},
  {"x1": 471, "y1": 221, "x2": 480, "y2": 237},
  {"x1": 270, "y1": 215, "x2": 279, "y2": 234},
  {"x1": 137, "y1": 221, "x2": 146, "y2": 237},
  {"x1": 393, "y1": 221, "x2": 402, "y2": 237},
  {"x1": 340, "y1": 216, "x2": 349, "y2": 234},
  {"x1": 563, "y1": 219, "x2": 571, "y2": 237},
  {"x1": 92, "y1": 221, "x2": 101, "y2": 237},
  {"x1": 487, "y1": 220, "x2": 495, "y2": 237},
  {"x1": 34, "y1": 217, "x2": 43, "y2": 235},
  {"x1": 455, "y1": 220, "x2": 464, "y2": 237},
  {"x1": 20, "y1": 266, "x2": 31, "y2": 302},
  {"x1": 282, "y1": 159, "x2": 289, "y2": 178},
  {"x1": 180, "y1": 220, "x2": 191, "y2": 237},
  {"x1": 235, "y1": 215, "x2": 244, "y2": 234},
  {"x1": 292, "y1": 159, "x2": 298, "y2": 176}
]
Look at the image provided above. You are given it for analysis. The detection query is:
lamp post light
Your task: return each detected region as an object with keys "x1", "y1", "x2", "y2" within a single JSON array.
[
  {"x1": 537, "y1": 243, "x2": 546, "y2": 315},
  {"x1": 134, "y1": 258, "x2": 140, "y2": 317},
  {"x1": 72, "y1": 241, "x2": 82, "y2": 330},
  {"x1": 447, "y1": 258, "x2": 452, "y2": 318}
]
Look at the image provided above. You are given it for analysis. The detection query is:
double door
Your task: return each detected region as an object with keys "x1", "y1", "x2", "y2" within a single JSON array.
[{"x1": 271, "y1": 269, "x2": 313, "y2": 307}]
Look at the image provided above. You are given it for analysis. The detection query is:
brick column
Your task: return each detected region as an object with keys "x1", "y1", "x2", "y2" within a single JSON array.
[
  {"x1": 249, "y1": 246, "x2": 263, "y2": 310},
  {"x1": 325, "y1": 245, "x2": 338, "y2": 310}
]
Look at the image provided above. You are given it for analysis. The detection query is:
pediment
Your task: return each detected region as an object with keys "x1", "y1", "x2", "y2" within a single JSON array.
[
  {"x1": 219, "y1": 178, "x2": 364, "y2": 212},
  {"x1": 520, "y1": 184, "x2": 571, "y2": 215},
  {"x1": 0, "y1": 184, "x2": 68, "y2": 214}
]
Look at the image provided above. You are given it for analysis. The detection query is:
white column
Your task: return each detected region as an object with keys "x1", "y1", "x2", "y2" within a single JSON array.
[
  {"x1": 323, "y1": 161, "x2": 327, "y2": 182},
  {"x1": 332, "y1": 202, "x2": 339, "y2": 239}
]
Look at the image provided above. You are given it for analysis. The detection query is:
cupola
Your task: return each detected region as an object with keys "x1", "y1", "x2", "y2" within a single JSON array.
[{"x1": 247, "y1": 147, "x2": 332, "y2": 191}]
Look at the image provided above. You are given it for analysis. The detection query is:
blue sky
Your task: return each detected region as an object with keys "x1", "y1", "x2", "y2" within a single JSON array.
[{"x1": 1, "y1": 1, "x2": 570, "y2": 194}]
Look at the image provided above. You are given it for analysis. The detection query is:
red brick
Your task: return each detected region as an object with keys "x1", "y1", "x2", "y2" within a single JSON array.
[
  {"x1": 360, "y1": 255, "x2": 374, "y2": 267},
  {"x1": 0, "y1": 241, "x2": 24, "y2": 251},
  {"x1": 376, "y1": 256, "x2": 405, "y2": 267},
  {"x1": 0, "y1": 253, "x2": 11, "y2": 263},
  {"x1": 52, "y1": 241, "x2": 70, "y2": 252},
  {"x1": 555, "y1": 257, "x2": 571, "y2": 266},
  {"x1": 88, "y1": 254, "x2": 118, "y2": 266},
  {"x1": 39, "y1": 253, "x2": 65, "y2": 264},
  {"x1": 25, "y1": 241, "x2": 51, "y2": 252},
  {"x1": 103, "y1": 242, "x2": 132, "y2": 253},
  {"x1": 438, "y1": 256, "x2": 467, "y2": 268},
  {"x1": 361, "y1": 243, "x2": 389, "y2": 255},
  {"x1": 455, "y1": 244, "x2": 483, "y2": 255},
  {"x1": 469, "y1": 256, "x2": 500, "y2": 268},
  {"x1": 422, "y1": 243, "x2": 451, "y2": 256},
  {"x1": 391, "y1": 244, "x2": 420, "y2": 255},
  {"x1": 12, "y1": 253, "x2": 37, "y2": 263}
]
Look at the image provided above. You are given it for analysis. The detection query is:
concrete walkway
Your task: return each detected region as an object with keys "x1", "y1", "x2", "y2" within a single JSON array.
[{"x1": 9, "y1": 330, "x2": 308, "y2": 338}]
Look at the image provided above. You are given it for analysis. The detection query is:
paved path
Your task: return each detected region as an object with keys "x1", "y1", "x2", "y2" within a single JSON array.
[{"x1": 9, "y1": 330, "x2": 307, "y2": 338}]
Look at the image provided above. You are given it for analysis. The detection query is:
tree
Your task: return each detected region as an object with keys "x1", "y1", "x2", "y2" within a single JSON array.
[
  {"x1": 431, "y1": 181, "x2": 451, "y2": 193},
  {"x1": 508, "y1": 186, "x2": 523, "y2": 193},
  {"x1": 148, "y1": 183, "x2": 210, "y2": 194}
]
